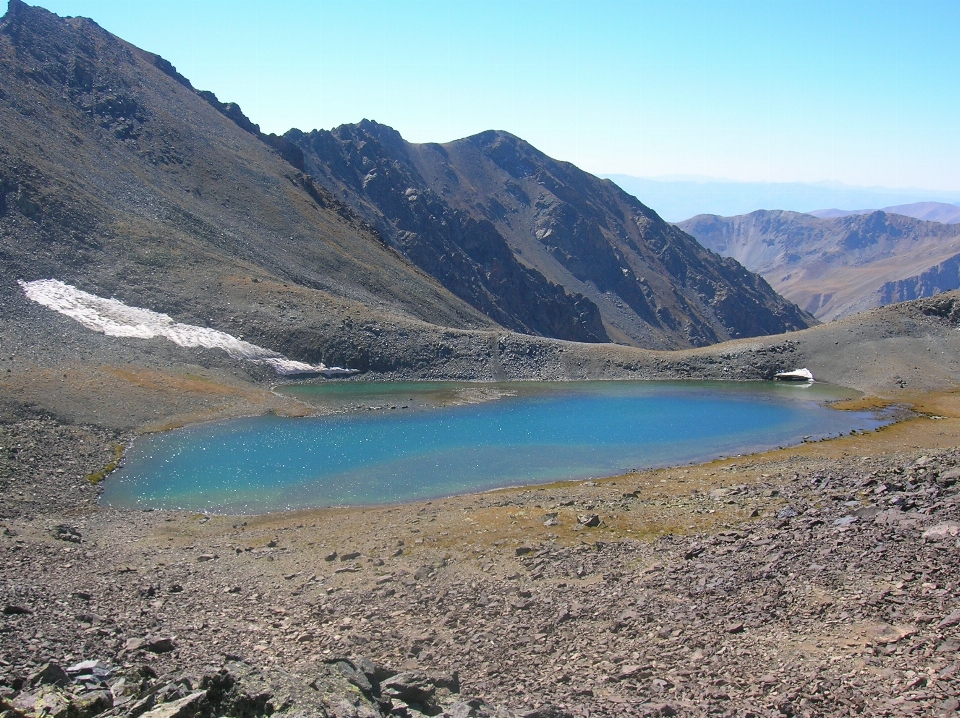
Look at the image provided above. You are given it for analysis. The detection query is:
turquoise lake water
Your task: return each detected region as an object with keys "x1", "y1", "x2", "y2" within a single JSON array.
[{"x1": 100, "y1": 380, "x2": 886, "y2": 513}]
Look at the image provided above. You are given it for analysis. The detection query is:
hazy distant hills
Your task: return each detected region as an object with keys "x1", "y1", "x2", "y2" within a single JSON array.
[
  {"x1": 810, "y1": 202, "x2": 960, "y2": 224},
  {"x1": 606, "y1": 175, "x2": 960, "y2": 223},
  {"x1": 678, "y1": 210, "x2": 960, "y2": 321},
  {"x1": 0, "y1": 0, "x2": 814, "y2": 378},
  {"x1": 288, "y1": 123, "x2": 813, "y2": 348}
]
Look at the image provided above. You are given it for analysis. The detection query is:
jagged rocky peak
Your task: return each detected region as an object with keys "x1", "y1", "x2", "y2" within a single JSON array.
[
  {"x1": 288, "y1": 121, "x2": 815, "y2": 349},
  {"x1": 288, "y1": 122, "x2": 610, "y2": 343}
]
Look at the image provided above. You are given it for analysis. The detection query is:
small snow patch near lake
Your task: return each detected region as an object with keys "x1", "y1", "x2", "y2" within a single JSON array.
[{"x1": 19, "y1": 279, "x2": 356, "y2": 376}]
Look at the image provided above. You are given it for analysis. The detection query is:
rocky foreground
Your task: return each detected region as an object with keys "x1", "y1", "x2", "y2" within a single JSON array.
[{"x1": 2, "y1": 396, "x2": 960, "y2": 717}]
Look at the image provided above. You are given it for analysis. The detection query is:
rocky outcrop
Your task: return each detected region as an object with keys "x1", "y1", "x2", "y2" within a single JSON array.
[
  {"x1": 288, "y1": 123, "x2": 815, "y2": 349},
  {"x1": 679, "y1": 209, "x2": 960, "y2": 320}
]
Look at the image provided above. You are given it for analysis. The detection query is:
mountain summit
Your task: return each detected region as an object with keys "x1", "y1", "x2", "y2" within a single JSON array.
[{"x1": 287, "y1": 123, "x2": 814, "y2": 348}]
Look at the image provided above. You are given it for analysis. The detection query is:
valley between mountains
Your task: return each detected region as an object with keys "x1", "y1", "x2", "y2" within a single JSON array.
[
  {"x1": 679, "y1": 210, "x2": 960, "y2": 322},
  {"x1": 3, "y1": 2, "x2": 960, "y2": 718}
]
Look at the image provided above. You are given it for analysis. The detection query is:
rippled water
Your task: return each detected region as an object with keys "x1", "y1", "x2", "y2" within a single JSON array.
[{"x1": 101, "y1": 380, "x2": 885, "y2": 513}]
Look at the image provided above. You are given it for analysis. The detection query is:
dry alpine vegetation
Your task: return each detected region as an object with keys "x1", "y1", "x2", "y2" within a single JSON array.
[{"x1": 4, "y1": 298, "x2": 960, "y2": 718}]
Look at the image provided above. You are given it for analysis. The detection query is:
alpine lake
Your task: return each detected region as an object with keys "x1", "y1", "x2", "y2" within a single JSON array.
[{"x1": 100, "y1": 380, "x2": 889, "y2": 513}]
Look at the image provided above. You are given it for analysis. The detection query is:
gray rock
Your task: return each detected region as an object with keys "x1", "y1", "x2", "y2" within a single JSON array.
[
  {"x1": 139, "y1": 691, "x2": 207, "y2": 718},
  {"x1": 381, "y1": 672, "x2": 436, "y2": 705},
  {"x1": 123, "y1": 637, "x2": 147, "y2": 653},
  {"x1": 922, "y1": 521, "x2": 960, "y2": 540},
  {"x1": 28, "y1": 663, "x2": 70, "y2": 688},
  {"x1": 66, "y1": 660, "x2": 114, "y2": 680},
  {"x1": 938, "y1": 468, "x2": 960, "y2": 485},
  {"x1": 577, "y1": 514, "x2": 600, "y2": 527},
  {"x1": 684, "y1": 544, "x2": 705, "y2": 560},
  {"x1": 146, "y1": 637, "x2": 176, "y2": 653},
  {"x1": 73, "y1": 690, "x2": 113, "y2": 718},
  {"x1": 332, "y1": 660, "x2": 373, "y2": 695},
  {"x1": 381, "y1": 671, "x2": 459, "y2": 707},
  {"x1": 939, "y1": 610, "x2": 960, "y2": 630},
  {"x1": 2, "y1": 604, "x2": 31, "y2": 615},
  {"x1": 639, "y1": 703, "x2": 676, "y2": 716},
  {"x1": 52, "y1": 524, "x2": 81, "y2": 543},
  {"x1": 13, "y1": 686, "x2": 72, "y2": 718}
]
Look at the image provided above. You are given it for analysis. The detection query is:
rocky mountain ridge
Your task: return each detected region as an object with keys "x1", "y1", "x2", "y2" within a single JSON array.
[
  {"x1": 0, "y1": 0, "x2": 815, "y2": 367},
  {"x1": 0, "y1": 0, "x2": 502, "y2": 376},
  {"x1": 678, "y1": 209, "x2": 960, "y2": 320},
  {"x1": 287, "y1": 122, "x2": 814, "y2": 349}
]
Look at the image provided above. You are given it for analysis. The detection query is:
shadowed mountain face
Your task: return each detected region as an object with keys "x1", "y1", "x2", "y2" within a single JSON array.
[
  {"x1": 289, "y1": 123, "x2": 814, "y2": 348},
  {"x1": 678, "y1": 210, "x2": 960, "y2": 321},
  {"x1": 285, "y1": 124, "x2": 608, "y2": 343}
]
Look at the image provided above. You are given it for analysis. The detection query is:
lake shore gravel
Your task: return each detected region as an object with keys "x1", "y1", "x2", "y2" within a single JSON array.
[{"x1": 3, "y1": 393, "x2": 960, "y2": 717}]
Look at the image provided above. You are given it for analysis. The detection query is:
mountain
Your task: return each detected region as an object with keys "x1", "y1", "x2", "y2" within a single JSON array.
[
  {"x1": 0, "y1": 0, "x2": 513, "y2": 376},
  {"x1": 0, "y1": 0, "x2": 814, "y2": 401},
  {"x1": 605, "y1": 175, "x2": 960, "y2": 223},
  {"x1": 287, "y1": 123, "x2": 814, "y2": 348},
  {"x1": 677, "y1": 210, "x2": 960, "y2": 320},
  {"x1": 809, "y1": 202, "x2": 960, "y2": 224}
]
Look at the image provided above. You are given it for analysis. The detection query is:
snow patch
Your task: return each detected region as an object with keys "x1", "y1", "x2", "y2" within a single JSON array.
[{"x1": 18, "y1": 279, "x2": 358, "y2": 377}]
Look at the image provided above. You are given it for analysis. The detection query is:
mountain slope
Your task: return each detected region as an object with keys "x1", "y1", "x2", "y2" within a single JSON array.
[
  {"x1": 678, "y1": 210, "x2": 960, "y2": 320},
  {"x1": 0, "y1": 0, "x2": 812, "y2": 390},
  {"x1": 285, "y1": 123, "x2": 607, "y2": 343},
  {"x1": 289, "y1": 123, "x2": 814, "y2": 349},
  {"x1": 0, "y1": 0, "x2": 504, "y2": 373}
]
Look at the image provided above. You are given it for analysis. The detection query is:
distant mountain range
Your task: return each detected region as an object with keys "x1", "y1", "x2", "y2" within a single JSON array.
[
  {"x1": 810, "y1": 202, "x2": 960, "y2": 224},
  {"x1": 605, "y1": 175, "x2": 960, "y2": 223},
  {"x1": 678, "y1": 210, "x2": 960, "y2": 321}
]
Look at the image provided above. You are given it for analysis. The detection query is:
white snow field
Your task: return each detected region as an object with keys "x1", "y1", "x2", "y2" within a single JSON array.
[{"x1": 19, "y1": 279, "x2": 357, "y2": 376}]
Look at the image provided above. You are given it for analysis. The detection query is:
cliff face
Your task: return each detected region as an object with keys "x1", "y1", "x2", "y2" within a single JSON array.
[
  {"x1": 289, "y1": 124, "x2": 815, "y2": 349},
  {"x1": 679, "y1": 210, "x2": 960, "y2": 320}
]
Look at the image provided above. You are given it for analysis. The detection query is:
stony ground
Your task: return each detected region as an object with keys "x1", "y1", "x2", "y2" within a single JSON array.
[{"x1": 2, "y1": 390, "x2": 960, "y2": 717}]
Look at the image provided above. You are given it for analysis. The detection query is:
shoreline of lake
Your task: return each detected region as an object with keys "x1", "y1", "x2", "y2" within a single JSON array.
[{"x1": 100, "y1": 379, "x2": 893, "y2": 513}]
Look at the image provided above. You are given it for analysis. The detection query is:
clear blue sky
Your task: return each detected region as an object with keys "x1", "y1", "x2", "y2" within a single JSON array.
[{"x1": 25, "y1": 0, "x2": 960, "y2": 192}]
